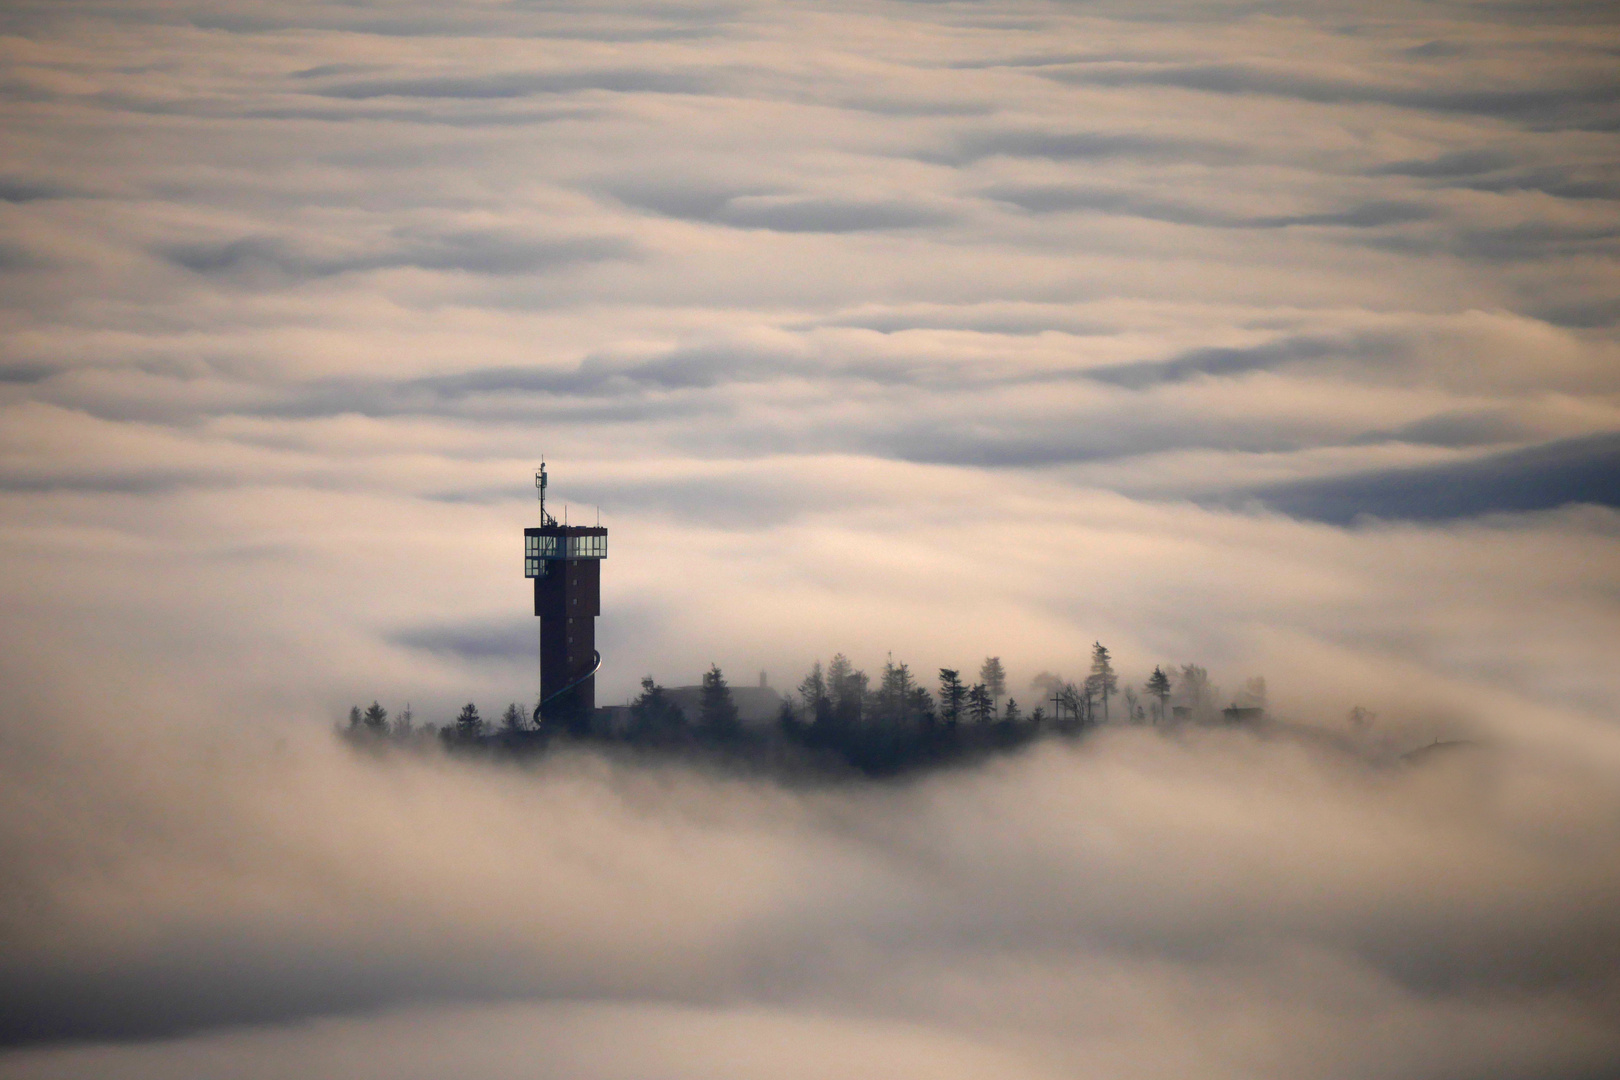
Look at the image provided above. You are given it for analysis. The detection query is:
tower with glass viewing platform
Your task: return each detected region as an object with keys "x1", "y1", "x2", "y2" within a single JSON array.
[{"x1": 526, "y1": 462, "x2": 606, "y2": 727}]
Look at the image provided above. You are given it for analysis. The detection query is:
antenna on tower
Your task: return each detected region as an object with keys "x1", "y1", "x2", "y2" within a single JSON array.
[{"x1": 535, "y1": 459, "x2": 556, "y2": 527}]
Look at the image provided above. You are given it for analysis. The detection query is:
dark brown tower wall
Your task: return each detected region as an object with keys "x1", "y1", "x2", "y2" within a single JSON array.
[{"x1": 535, "y1": 557, "x2": 600, "y2": 718}]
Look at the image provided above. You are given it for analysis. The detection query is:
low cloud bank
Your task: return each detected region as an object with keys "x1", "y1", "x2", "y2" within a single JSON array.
[{"x1": 2, "y1": 710, "x2": 1617, "y2": 1077}]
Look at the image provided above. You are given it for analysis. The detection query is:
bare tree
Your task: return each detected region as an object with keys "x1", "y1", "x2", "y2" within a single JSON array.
[{"x1": 1056, "y1": 681, "x2": 1082, "y2": 729}]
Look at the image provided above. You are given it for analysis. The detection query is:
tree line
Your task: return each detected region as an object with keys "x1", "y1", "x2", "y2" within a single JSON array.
[{"x1": 341, "y1": 646, "x2": 1265, "y2": 778}]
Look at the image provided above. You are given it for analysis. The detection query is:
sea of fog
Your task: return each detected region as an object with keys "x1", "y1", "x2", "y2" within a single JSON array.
[
  {"x1": 2, "y1": 0, "x2": 1619, "y2": 1074},
  {"x1": 2, "y1": 707, "x2": 1618, "y2": 1078}
]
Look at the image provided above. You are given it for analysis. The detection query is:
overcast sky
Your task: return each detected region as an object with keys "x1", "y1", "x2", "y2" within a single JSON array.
[{"x1": 1, "y1": 0, "x2": 1618, "y2": 1076}]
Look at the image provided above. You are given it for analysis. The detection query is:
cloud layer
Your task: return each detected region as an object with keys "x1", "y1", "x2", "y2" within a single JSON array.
[
  {"x1": 1, "y1": 0, "x2": 1618, "y2": 1075},
  {"x1": 2, "y1": 717, "x2": 1619, "y2": 1079}
]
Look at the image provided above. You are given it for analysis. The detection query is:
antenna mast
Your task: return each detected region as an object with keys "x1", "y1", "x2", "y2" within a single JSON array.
[{"x1": 536, "y1": 460, "x2": 556, "y2": 527}]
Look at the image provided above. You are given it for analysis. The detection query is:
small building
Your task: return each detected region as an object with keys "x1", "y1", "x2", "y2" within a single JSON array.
[{"x1": 1222, "y1": 705, "x2": 1264, "y2": 723}]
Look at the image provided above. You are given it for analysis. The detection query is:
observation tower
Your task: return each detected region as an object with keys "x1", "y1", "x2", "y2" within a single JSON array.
[{"x1": 526, "y1": 462, "x2": 606, "y2": 727}]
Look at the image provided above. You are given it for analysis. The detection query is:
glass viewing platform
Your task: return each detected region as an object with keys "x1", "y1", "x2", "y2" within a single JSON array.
[{"x1": 524, "y1": 527, "x2": 607, "y2": 577}]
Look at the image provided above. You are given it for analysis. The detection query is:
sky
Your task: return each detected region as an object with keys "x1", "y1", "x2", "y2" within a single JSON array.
[{"x1": 1, "y1": 0, "x2": 1618, "y2": 1076}]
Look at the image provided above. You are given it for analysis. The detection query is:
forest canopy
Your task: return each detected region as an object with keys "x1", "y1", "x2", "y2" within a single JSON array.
[{"x1": 343, "y1": 649, "x2": 1270, "y2": 777}]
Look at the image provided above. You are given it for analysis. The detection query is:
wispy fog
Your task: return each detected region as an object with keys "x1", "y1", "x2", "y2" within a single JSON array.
[{"x1": 1, "y1": 0, "x2": 1618, "y2": 1073}]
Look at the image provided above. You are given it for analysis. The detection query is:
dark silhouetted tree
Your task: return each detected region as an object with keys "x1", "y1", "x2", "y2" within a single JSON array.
[
  {"x1": 347, "y1": 705, "x2": 362, "y2": 731},
  {"x1": 968, "y1": 682, "x2": 994, "y2": 724},
  {"x1": 776, "y1": 696, "x2": 803, "y2": 738},
  {"x1": 798, "y1": 661, "x2": 827, "y2": 716},
  {"x1": 362, "y1": 700, "x2": 389, "y2": 735},
  {"x1": 500, "y1": 702, "x2": 525, "y2": 735},
  {"x1": 1055, "y1": 681, "x2": 1081, "y2": 729},
  {"x1": 801, "y1": 661, "x2": 836, "y2": 744},
  {"x1": 906, "y1": 684, "x2": 933, "y2": 729},
  {"x1": 454, "y1": 702, "x2": 483, "y2": 741},
  {"x1": 875, "y1": 655, "x2": 915, "y2": 726},
  {"x1": 631, "y1": 676, "x2": 688, "y2": 743},
  {"x1": 1146, "y1": 666, "x2": 1171, "y2": 722},
  {"x1": 1090, "y1": 643, "x2": 1117, "y2": 722},
  {"x1": 699, "y1": 664, "x2": 741, "y2": 741},
  {"x1": 938, "y1": 669, "x2": 966, "y2": 727}
]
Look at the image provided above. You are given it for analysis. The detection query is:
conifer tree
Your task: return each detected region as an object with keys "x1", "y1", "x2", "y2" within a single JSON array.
[
  {"x1": 1146, "y1": 667, "x2": 1172, "y2": 723},
  {"x1": 362, "y1": 701, "x2": 389, "y2": 734},
  {"x1": 798, "y1": 661, "x2": 827, "y2": 714},
  {"x1": 699, "y1": 664, "x2": 740, "y2": 741},
  {"x1": 906, "y1": 684, "x2": 934, "y2": 728},
  {"x1": 828, "y1": 653, "x2": 866, "y2": 727},
  {"x1": 979, "y1": 657, "x2": 1007, "y2": 710},
  {"x1": 776, "y1": 697, "x2": 803, "y2": 737},
  {"x1": 877, "y1": 656, "x2": 914, "y2": 725},
  {"x1": 454, "y1": 702, "x2": 483, "y2": 740},
  {"x1": 938, "y1": 669, "x2": 966, "y2": 727},
  {"x1": 968, "y1": 682, "x2": 994, "y2": 724},
  {"x1": 1090, "y1": 643, "x2": 1117, "y2": 722},
  {"x1": 798, "y1": 661, "x2": 835, "y2": 741},
  {"x1": 631, "y1": 676, "x2": 688, "y2": 743}
]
